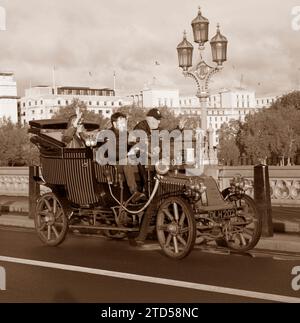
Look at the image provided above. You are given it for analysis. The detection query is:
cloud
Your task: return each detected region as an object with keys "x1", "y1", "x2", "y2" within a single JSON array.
[{"x1": 0, "y1": 0, "x2": 299, "y2": 97}]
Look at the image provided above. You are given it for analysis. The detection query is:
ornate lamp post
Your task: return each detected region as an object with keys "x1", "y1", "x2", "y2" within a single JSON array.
[{"x1": 177, "y1": 7, "x2": 228, "y2": 164}]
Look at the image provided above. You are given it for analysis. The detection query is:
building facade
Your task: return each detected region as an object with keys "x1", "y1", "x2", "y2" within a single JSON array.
[
  {"x1": 19, "y1": 86, "x2": 132, "y2": 124},
  {"x1": 0, "y1": 72, "x2": 18, "y2": 123},
  {"x1": 129, "y1": 86, "x2": 279, "y2": 146}
]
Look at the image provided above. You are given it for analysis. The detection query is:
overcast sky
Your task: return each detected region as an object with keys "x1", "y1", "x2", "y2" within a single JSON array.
[{"x1": 0, "y1": 0, "x2": 300, "y2": 97}]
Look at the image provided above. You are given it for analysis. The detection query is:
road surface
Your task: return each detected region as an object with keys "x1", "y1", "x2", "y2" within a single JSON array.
[{"x1": 0, "y1": 226, "x2": 300, "y2": 303}]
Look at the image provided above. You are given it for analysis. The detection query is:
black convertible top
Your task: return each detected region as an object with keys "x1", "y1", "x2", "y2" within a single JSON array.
[{"x1": 29, "y1": 119, "x2": 100, "y2": 131}]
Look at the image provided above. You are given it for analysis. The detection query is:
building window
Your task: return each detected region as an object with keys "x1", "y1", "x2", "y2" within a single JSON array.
[
  {"x1": 32, "y1": 110, "x2": 35, "y2": 114},
  {"x1": 89, "y1": 101, "x2": 92, "y2": 106},
  {"x1": 119, "y1": 101, "x2": 122, "y2": 106},
  {"x1": 35, "y1": 101, "x2": 38, "y2": 105},
  {"x1": 97, "y1": 101, "x2": 99, "y2": 106},
  {"x1": 104, "y1": 102, "x2": 107, "y2": 106},
  {"x1": 99, "y1": 110, "x2": 103, "y2": 115},
  {"x1": 58, "y1": 100, "x2": 61, "y2": 105},
  {"x1": 29, "y1": 102, "x2": 31, "y2": 107},
  {"x1": 112, "y1": 102, "x2": 114, "y2": 106},
  {"x1": 106, "y1": 110, "x2": 110, "y2": 114},
  {"x1": 40, "y1": 110, "x2": 43, "y2": 114},
  {"x1": 50, "y1": 109, "x2": 53, "y2": 114}
]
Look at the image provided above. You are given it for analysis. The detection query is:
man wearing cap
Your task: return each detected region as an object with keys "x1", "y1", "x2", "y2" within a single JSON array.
[{"x1": 134, "y1": 108, "x2": 162, "y2": 136}]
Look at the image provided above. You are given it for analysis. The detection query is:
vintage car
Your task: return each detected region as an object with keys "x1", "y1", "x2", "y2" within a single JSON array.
[{"x1": 29, "y1": 119, "x2": 262, "y2": 259}]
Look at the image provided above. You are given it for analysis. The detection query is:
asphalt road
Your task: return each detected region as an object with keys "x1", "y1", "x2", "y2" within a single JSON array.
[{"x1": 0, "y1": 227, "x2": 300, "y2": 303}]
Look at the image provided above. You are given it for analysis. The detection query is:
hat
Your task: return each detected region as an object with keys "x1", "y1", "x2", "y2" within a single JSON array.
[{"x1": 147, "y1": 108, "x2": 162, "y2": 120}]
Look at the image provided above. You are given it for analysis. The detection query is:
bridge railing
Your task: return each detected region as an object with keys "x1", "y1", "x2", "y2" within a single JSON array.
[{"x1": 0, "y1": 166, "x2": 299, "y2": 206}]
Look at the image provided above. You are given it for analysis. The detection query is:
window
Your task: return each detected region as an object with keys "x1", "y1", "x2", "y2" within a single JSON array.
[
  {"x1": 50, "y1": 109, "x2": 53, "y2": 114},
  {"x1": 58, "y1": 100, "x2": 61, "y2": 105},
  {"x1": 40, "y1": 100, "x2": 43, "y2": 105},
  {"x1": 106, "y1": 110, "x2": 110, "y2": 114},
  {"x1": 89, "y1": 101, "x2": 92, "y2": 106},
  {"x1": 35, "y1": 101, "x2": 38, "y2": 105},
  {"x1": 23, "y1": 103, "x2": 25, "y2": 107},
  {"x1": 66, "y1": 100, "x2": 69, "y2": 105},
  {"x1": 119, "y1": 101, "x2": 122, "y2": 106},
  {"x1": 99, "y1": 110, "x2": 103, "y2": 115},
  {"x1": 32, "y1": 110, "x2": 35, "y2": 114},
  {"x1": 104, "y1": 102, "x2": 107, "y2": 106},
  {"x1": 40, "y1": 110, "x2": 43, "y2": 114},
  {"x1": 29, "y1": 102, "x2": 31, "y2": 107},
  {"x1": 112, "y1": 102, "x2": 114, "y2": 106},
  {"x1": 97, "y1": 101, "x2": 99, "y2": 106}
]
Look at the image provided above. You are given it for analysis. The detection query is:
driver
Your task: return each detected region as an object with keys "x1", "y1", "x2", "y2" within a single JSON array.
[{"x1": 110, "y1": 112, "x2": 146, "y2": 203}]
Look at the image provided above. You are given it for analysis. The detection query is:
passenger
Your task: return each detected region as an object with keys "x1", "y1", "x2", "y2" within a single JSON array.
[{"x1": 62, "y1": 108, "x2": 87, "y2": 148}]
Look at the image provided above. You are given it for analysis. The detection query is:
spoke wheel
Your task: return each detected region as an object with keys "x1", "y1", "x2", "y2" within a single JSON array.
[
  {"x1": 156, "y1": 197, "x2": 196, "y2": 259},
  {"x1": 223, "y1": 194, "x2": 262, "y2": 252},
  {"x1": 35, "y1": 193, "x2": 69, "y2": 247}
]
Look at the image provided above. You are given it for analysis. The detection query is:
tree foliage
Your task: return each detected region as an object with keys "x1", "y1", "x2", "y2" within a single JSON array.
[
  {"x1": 218, "y1": 91, "x2": 300, "y2": 165},
  {"x1": 0, "y1": 118, "x2": 39, "y2": 166},
  {"x1": 217, "y1": 120, "x2": 242, "y2": 165}
]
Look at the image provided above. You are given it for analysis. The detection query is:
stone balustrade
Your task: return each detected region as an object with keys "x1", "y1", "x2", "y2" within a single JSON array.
[
  {"x1": 0, "y1": 166, "x2": 299, "y2": 206},
  {"x1": 218, "y1": 166, "x2": 300, "y2": 206}
]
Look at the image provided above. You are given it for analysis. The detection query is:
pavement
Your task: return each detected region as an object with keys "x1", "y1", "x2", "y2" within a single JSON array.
[{"x1": 0, "y1": 196, "x2": 299, "y2": 254}]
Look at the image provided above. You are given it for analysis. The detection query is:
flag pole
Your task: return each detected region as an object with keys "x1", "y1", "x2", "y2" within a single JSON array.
[
  {"x1": 52, "y1": 66, "x2": 56, "y2": 95},
  {"x1": 113, "y1": 71, "x2": 116, "y2": 95}
]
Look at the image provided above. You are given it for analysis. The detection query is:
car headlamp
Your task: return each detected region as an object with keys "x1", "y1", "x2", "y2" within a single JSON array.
[{"x1": 155, "y1": 160, "x2": 170, "y2": 175}]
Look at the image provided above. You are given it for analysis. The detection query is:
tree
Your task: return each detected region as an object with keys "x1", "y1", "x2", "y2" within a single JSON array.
[
  {"x1": 0, "y1": 118, "x2": 39, "y2": 166},
  {"x1": 217, "y1": 120, "x2": 242, "y2": 165},
  {"x1": 271, "y1": 91, "x2": 300, "y2": 111}
]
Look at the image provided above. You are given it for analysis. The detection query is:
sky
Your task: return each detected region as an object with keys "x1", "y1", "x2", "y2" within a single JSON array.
[{"x1": 0, "y1": 0, "x2": 300, "y2": 97}]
